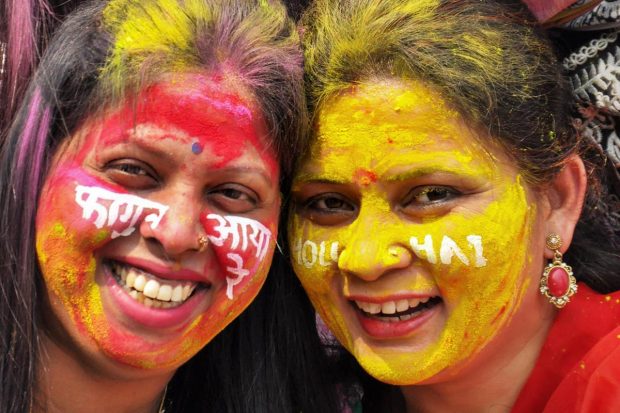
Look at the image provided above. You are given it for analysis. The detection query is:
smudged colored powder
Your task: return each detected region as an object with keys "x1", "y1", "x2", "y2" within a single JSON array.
[{"x1": 289, "y1": 79, "x2": 539, "y2": 385}]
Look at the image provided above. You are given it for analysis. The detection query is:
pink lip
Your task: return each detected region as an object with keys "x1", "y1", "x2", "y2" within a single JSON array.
[
  {"x1": 103, "y1": 264, "x2": 208, "y2": 330},
  {"x1": 110, "y1": 256, "x2": 209, "y2": 284},
  {"x1": 352, "y1": 299, "x2": 439, "y2": 339}
]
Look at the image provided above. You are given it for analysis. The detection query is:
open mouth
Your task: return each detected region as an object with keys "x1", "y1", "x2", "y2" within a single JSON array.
[
  {"x1": 106, "y1": 260, "x2": 209, "y2": 309},
  {"x1": 353, "y1": 296, "x2": 442, "y2": 322}
]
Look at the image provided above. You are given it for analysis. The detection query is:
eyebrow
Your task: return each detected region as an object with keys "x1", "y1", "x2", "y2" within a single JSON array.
[
  {"x1": 219, "y1": 166, "x2": 274, "y2": 186},
  {"x1": 294, "y1": 172, "x2": 351, "y2": 185},
  {"x1": 295, "y1": 166, "x2": 481, "y2": 186},
  {"x1": 383, "y1": 166, "x2": 476, "y2": 182}
]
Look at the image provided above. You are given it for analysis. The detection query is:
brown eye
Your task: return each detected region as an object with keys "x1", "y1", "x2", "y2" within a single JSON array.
[
  {"x1": 312, "y1": 196, "x2": 354, "y2": 211},
  {"x1": 401, "y1": 185, "x2": 460, "y2": 215},
  {"x1": 106, "y1": 159, "x2": 159, "y2": 189},
  {"x1": 411, "y1": 186, "x2": 457, "y2": 204},
  {"x1": 208, "y1": 184, "x2": 258, "y2": 214},
  {"x1": 297, "y1": 193, "x2": 356, "y2": 226},
  {"x1": 306, "y1": 194, "x2": 355, "y2": 213}
]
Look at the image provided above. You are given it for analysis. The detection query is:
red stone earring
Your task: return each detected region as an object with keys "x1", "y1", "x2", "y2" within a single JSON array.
[{"x1": 539, "y1": 234, "x2": 578, "y2": 308}]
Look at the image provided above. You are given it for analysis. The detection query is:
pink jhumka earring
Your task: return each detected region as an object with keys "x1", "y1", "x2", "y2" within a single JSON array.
[{"x1": 539, "y1": 234, "x2": 578, "y2": 308}]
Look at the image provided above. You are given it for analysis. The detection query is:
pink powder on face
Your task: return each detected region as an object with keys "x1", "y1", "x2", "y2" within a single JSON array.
[
  {"x1": 87, "y1": 77, "x2": 278, "y2": 178},
  {"x1": 36, "y1": 74, "x2": 281, "y2": 369},
  {"x1": 200, "y1": 209, "x2": 277, "y2": 298}
]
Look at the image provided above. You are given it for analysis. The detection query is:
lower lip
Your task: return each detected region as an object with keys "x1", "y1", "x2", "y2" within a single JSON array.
[
  {"x1": 104, "y1": 266, "x2": 207, "y2": 330},
  {"x1": 355, "y1": 303, "x2": 438, "y2": 339}
]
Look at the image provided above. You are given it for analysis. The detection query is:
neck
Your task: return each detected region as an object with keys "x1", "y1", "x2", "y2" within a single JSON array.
[
  {"x1": 400, "y1": 303, "x2": 556, "y2": 413},
  {"x1": 35, "y1": 332, "x2": 173, "y2": 413}
]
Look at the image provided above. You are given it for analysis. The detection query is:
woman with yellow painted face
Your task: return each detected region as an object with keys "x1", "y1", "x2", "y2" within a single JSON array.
[
  {"x1": 290, "y1": 0, "x2": 620, "y2": 411},
  {"x1": 0, "y1": 0, "x2": 340, "y2": 412}
]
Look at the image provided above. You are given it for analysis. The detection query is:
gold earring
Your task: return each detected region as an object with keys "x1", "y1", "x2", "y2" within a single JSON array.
[
  {"x1": 539, "y1": 234, "x2": 577, "y2": 308},
  {"x1": 197, "y1": 235, "x2": 209, "y2": 252}
]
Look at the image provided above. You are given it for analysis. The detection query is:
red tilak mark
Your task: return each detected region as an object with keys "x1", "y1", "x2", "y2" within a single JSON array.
[{"x1": 353, "y1": 168, "x2": 378, "y2": 187}]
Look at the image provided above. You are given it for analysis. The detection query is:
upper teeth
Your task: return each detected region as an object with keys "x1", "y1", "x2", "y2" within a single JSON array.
[
  {"x1": 354, "y1": 297, "x2": 431, "y2": 315},
  {"x1": 111, "y1": 262, "x2": 197, "y2": 307}
]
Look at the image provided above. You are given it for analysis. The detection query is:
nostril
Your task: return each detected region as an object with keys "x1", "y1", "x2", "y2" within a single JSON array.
[{"x1": 337, "y1": 243, "x2": 412, "y2": 281}]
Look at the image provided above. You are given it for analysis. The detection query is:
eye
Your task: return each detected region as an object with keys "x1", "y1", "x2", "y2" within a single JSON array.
[
  {"x1": 308, "y1": 194, "x2": 355, "y2": 212},
  {"x1": 105, "y1": 159, "x2": 159, "y2": 189},
  {"x1": 402, "y1": 185, "x2": 460, "y2": 211},
  {"x1": 298, "y1": 193, "x2": 356, "y2": 226},
  {"x1": 208, "y1": 184, "x2": 258, "y2": 214}
]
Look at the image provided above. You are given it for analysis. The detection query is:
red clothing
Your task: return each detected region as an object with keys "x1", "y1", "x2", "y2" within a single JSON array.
[{"x1": 512, "y1": 284, "x2": 620, "y2": 412}]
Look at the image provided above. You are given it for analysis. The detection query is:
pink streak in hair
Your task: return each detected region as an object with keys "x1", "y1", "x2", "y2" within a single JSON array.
[
  {"x1": 15, "y1": 86, "x2": 52, "y2": 263},
  {"x1": 6, "y1": 0, "x2": 53, "y2": 110},
  {"x1": 17, "y1": 88, "x2": 45, "y2": 169}
]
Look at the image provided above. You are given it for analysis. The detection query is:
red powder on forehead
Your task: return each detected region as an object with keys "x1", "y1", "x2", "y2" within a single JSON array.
[
  {"x1": 134, "y1": 81, "x2": 271, "y2": 170},
  {"x1": 72, "y1": 77, "x2": 278, "y2": 176},
  {"x1": 353, "y1": 168, "x2": 378, "y2": 187}
]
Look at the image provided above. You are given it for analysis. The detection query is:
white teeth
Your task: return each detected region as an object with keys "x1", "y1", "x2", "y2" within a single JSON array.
[
  {"x1": 171, "y1": 285, "x2": 183, "y2": 302},
  {"x1": 157, "y1": 285, "x2": 172, "y2": 301},
  {"x1": 408, "y1": 298, "x2": 421, "y2": 308},
  {"x1": 126, "y1": 272, "x2": 136, "y2": 288},
  {"x1": 381, "y1": 301, "x2": 396, "y2": 314},
  {"x1": 110, "y1": 262, "x2": 201, "y2": 308},
  {"x1": 367, "y1": 303, "x2": 381, "y2": 314},
  {"x1": 143, "y1": 280, "x2": 160, "y2": 299},
  {"x1": 134, "y1": 274, "x2": 146, "y2": 291},
  {"x1": 355, "y1": 297, "x2": 434, "y2": 316},
  {"x1": 396, "y1": 299, "x2": 409, "y2": 312}
]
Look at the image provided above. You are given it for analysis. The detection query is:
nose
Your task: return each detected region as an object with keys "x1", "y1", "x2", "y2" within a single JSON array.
[
  {"x1": 138, "y1": 189, "x2": 205, "y2": 257},
  {"x1": 337, "y1": 213, "x2": 412, "y2": 282}
]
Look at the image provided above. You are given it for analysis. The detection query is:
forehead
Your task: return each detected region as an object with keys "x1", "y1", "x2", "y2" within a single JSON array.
[
  {"x1": 302, "y1": 80, "x2": 501, "y2": 180},
  {"x1": 60, "y1": 73, "x2": 277, "y2": 170}
]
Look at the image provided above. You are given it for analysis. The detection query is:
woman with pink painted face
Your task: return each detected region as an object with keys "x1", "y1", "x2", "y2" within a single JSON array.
[
  {"x1": 290, "y1": 0, "x2": 620, "y2": 411},
  {"x1": 0, "y1": 0, "x2": 339, "y2": 412}
]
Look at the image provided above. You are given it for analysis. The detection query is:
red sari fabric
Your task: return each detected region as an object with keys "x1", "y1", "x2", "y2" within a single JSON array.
[{"x1": 512, "y1": 284, "x2": 620, "y2": 412}]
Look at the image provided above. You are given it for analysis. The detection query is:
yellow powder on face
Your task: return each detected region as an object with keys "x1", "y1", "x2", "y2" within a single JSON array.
[{"x1": 289, "y1": 80, "x2": 540, "y2": 384}]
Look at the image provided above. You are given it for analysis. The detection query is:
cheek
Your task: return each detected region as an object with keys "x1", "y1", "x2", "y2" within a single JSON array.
[
  {"x1": 431, "y1": 178, "x2": 537, "y2": 360},
  {"x1": 36, "y1": 167, "x2": 110, "y2": 293},
  {"x1": 201, "y1": 211, "x2": 277, "y2": 301},
  {"x1": 288, "y1": 215, "x2": 342, "y2": 294}
]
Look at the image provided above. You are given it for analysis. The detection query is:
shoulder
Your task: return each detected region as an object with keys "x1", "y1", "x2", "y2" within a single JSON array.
[
  {"x1": 543, "y1": 324, "x2": 620, "y2": 412},
  {"x1": 543, "y1": 285, "x2": 620, "y2": 412},
  {"x1": 513, "y1": 284, "x2": 620, "y2": 413}
]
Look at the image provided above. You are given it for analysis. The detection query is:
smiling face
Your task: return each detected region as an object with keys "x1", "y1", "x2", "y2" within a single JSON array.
[
  {"x1": 289, "y1": 80, "x2": 551, "y2": 385},
  {"x1": 36, "y1": 73, "x2": 280, "y2": 372}
]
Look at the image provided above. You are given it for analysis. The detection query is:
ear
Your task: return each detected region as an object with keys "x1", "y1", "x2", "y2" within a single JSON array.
[{"x1": 541, "y1": 154, "x2": 587, "y2": 258}]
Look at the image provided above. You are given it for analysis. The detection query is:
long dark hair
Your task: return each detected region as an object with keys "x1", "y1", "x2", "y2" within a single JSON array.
[{"x1": 0, "y1": 0, "x2": 338, "y2": 412}]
